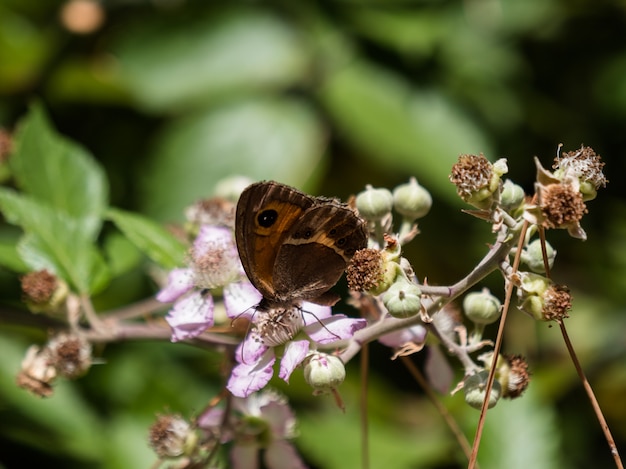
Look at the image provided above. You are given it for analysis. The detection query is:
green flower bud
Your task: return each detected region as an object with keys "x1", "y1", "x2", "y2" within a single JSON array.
[
  {"x1": 382, "y1": 277, "x2": 422, "y2": 318},
  {"x1": 464, "y1": 371, "x2": 501, "y2": 410},
  {"x1": 463, "y1": 289, "x2": 502, "y2": 325},
  {"x1": 303, "y1": 352, "x2": 346, "y2": 395},
  {"x1": 393, "y1": 178, "x2": 432, "y2": 221},
  {"x1": 579, "y1": 180, "x2": 598, "y2": 202},
  {"x1": 523, "y1": 239, "x2": 556, "y2": 273},
  {"x1": 355, "y1": 185, "x2": 393, "y2": 222},
  {"x1": 500, "y1": 179, "x2": 525, "y2": 212}
]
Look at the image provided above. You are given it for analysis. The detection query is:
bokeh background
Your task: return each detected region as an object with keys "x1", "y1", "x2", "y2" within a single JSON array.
[{"x1": 1, "y1": 0, "x2": 625, "y2": 468}]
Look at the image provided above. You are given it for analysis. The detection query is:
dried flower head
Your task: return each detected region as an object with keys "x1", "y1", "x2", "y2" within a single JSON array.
[
  {"x1": 21, "y1": 270, "x2": 57, "y2": 304},
  {"x1": 553, "y1": 145, "x2": 608, "y2": 192},
  {"x1": 449, "y1": 154, "x2": 507, "y2": 209},
  {"x1": 149, "y1": 413, "x2": 195, "y2": 459},
  {"x1": 541, "y1": 283, "x2": 572, "y2": 322},
  {"x1": 346, "y1": 248, "x2": 387, "y2": 293},
  {"x1": 16, "y1": 345, "x2": 57, "y2": 398},
  {"x1": 185, "y1": 197, "x2": 236, "y2": 230},
  {"x1": 540, "y1": 183, "x2": 588, "y2": 231},
  {"x1": 501, "y1": 354, "x2": 531, "y2": 399},
  {"x1": 47, "y1": 333, "x2": 92, "y2": 379}
]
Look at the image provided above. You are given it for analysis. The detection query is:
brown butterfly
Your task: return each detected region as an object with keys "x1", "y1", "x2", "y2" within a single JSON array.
[{"x1": 235, "y1": 181, "x2": 368, "y2": 309}]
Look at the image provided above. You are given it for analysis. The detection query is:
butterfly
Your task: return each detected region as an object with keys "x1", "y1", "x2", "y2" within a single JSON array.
[{"x1": 235, "y1": 181, "x2": 368, "y2": 309}]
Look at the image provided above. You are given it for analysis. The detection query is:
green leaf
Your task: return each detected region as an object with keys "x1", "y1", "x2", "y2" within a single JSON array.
[
  {"x1": 319, "y1": 60, "x2": 493, "y2": 204},
  {"x1": 106, "y1": 208, "x2": 186, "y2": 269},
  {"x1": 0, "y1": 229, "x2": 28, "y2": 273},
  {"x1": 11, "y1": 102, "x2": 108, "y2": 239},
  {"x1": 140, "y1": 97, "x2": 327, "y2": 221},
  {"x1": 113, "y1": 9, "x2": 309, "y2": 112},
  {"x1": 0, "y1": 189, "x2": 110, "y2": 293}
]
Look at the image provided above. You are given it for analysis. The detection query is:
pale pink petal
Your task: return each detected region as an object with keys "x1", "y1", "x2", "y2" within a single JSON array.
[
  {"x1": 278, "y1": 340, "x2": 309, "y2": 382},
  {"x1": 156, "y1": 268, "x2": 194, "y2": 303},
  {"x1": 260, "y1": 401, "x2": 297, "y2": 438},
  {"x1": 224, "y1": 281, "x2": 263, "y2": 319},
  {"x1": 192, "y1": 226, "x2": 242, "y2": 288},
  {"x1": 193, "y1": 225, "x2": 234, "y2": 258},
  {"x1": 165, "y1": 291, "x2": 214, "y2": 342},
  {"x1": 300, "y1": 302, "x2": 332, "y2": 324},
  {"x1": 379, "y1": 323, "x2": 427, "y2": 348},
  {"x1": 306, "y1": 316, "x2": 367, "y2": 344},
  {"x1": 424, "y1": 345, "x2": 454, "y2": 394},
  {"x1": 232, "y1": 443, "x2": 260, "y2": 469},
  {"x1": 236, "y1": 332, "x2": 270, "y2": 365},
  {"x1": 264, "y1": 440, "x2": 308, "y2": 469},
  {"x1": 227, "y1": 350, "x2": 276, "y2": 397}
]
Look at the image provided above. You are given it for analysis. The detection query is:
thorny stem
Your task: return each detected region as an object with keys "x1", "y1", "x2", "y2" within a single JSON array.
[
  {"x1": 558, "y1": 320, "x2": 624, "y2": 469},
  {"x1": 468, "y1": 219, "x2": 528, "y2": 469},
  {"x1": 401, "y1": 356, "x2": 479, "y2": 469},
  {"x1": 337, "y1": 221, "x2": 521, "y2": 364}
]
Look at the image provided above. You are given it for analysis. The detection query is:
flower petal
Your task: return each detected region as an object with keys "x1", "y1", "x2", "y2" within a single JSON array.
[
  {"x1": 236, "y1": 332, "x2": 270, "y2": 365},
  {"x1": 227, "y1": 349, "x2": 276, "y2": 397},
  {"x1": 260, "y1": 400, "x2": 297, "y2": 439},
  {"x1": 165, "y1": 291, "x2": 214, "y2": 342},
  {"x1": 306, "y1": 315, "x2": 367, "y2": 344},
  {"x1": 156, "y1": 268, "x2": 194, "y2": 303},
  {"x1": 278, "y1": 340, "x2": 309, "y2": 383},
  {"x1": 231, "y1": 443, "x2": 260, "y2": 469},
  {"x1": 300, "y1": 302, "x2": 332, "y2": 325},
  {"x1": 224, "y1": 281, "x2": 263, "y2": 319},
  {"x1": 379, "y1": 323, "x2": 427, "y2": 348},
  {"x1": 264, "y1": 440, "x2": 308, "y2": 469}
]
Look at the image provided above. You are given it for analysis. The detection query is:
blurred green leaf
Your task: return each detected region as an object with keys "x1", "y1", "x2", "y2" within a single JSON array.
[
  {"x1": 319, "y1": 60, "x2": 492, "y2": 202},
  {"x1": 102, "y1": 232, "x2": 143, "y2": 277},
  {"x1": 113, "y1": 9, "x2": 310, "y2": 112},
  {"x1": 479, "y1": 387, "x2": 563, "y2": 469},
  {"x1": 0, "y1": 7, "x2": 57, "y2": 94},
  {"x1": 0, "y1": 189, "x2": 110, "y2": 293},
  {"x1": 0, "y1": 229, "x2": 28, "y2": 273},
  {"x1": 106, "y1": 208, "x2": 186, "y2": 269},
  {"x1": 140, "y1": 97, "x2": 327, "y2": 220},
  {"x1": 11, "y1": 103, "x2": 108, "y2": 239}
]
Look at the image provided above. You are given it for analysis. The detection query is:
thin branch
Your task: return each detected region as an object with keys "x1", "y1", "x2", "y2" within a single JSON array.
[
  {"x1": 558, "y1": 320, "x2": 624, "y2": 469},
  {"x1": 468, "y1": 219, "x2": 528, "y2": 468}
]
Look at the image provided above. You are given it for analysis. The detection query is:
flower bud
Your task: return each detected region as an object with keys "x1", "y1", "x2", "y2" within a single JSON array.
[
  {"x1": 463, "y1": 289, "x2": 501, "y2": 325},
  {"x1": 355, "y1": 185, "x2": 393, "y2": 222},
  {"x1": 464, "y1": 371, "x2": 501, "y2": 410},
  {"x1": 382, "y1": 277, "x2": 422, "y2": 318},
  {"x1": 303, "y1": 352, "x2": 346, "y2": 395},
  {"x1": 522, "y1": 239, "x2": 556, "y2": 273},
  {"x1": 516, "y1": 273, "x2": 571, "y2": 321},
  {"x1": 393, "y1": 178, "x2": 432, "y2": 221},
  {"x1": 500, "y1": 179, "x2": 525, "y2": 212}
]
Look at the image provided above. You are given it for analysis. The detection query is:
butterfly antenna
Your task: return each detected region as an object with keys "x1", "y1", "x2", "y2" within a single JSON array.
[{"x1": 300, "y1": 305, "x2": 342, "y2": 342}]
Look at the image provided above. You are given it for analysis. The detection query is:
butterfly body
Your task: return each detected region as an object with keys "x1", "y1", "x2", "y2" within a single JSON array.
[{"x1": 235, "y1": 181, "x2": 368, "y2": 309}]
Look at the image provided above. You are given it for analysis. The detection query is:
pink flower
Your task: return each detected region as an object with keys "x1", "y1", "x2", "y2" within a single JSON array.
[
  {"x1": 226, "y1": 289, "x2": 366, "y2": 397},
  {"x1": 157, "y1": 226, "x2": 243, "y2": 342},
  {"x1": 198, "y1": 390, "x2": 308, "y2": 469}
]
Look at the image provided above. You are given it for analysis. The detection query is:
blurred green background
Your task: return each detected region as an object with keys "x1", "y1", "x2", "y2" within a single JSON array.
[{"x1": 1, "y1": 0, "x2": 625, "y2": 468}]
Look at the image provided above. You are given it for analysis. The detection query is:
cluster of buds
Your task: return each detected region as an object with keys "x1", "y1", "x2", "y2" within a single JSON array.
[
  {"x1": 16, "y1": 332, "x2": 92, "y2": 397},
  {"x1": 463, "y1": 353, "x2": 531, "y2": 409}
]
